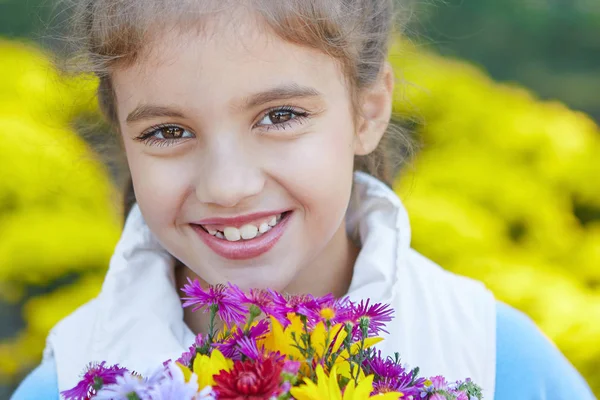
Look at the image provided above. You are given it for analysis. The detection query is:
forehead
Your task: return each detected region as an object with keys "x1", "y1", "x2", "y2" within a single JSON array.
[{"x1": 111, "y1": 15, "x2": 349, "y2": 118}]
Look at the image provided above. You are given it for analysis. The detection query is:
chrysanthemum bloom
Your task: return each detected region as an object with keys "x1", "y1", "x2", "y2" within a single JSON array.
[
  {"x1": 213, "y1": 356, "x2": 284, "y2": 399},
  {"x1": 61, "y1": 362, "x2": 128, "y2": 400},
  {"x1": 290, "y1": 365, "x2": 403, "y2": 400},
  {"x1": 181, "y1": 279, "x2": 247, "y2": 325}
]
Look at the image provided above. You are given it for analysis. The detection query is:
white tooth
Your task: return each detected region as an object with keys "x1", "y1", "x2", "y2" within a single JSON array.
[
  {"x1": 223, "y1": 227, "x2": 241, "y2": 241},
  {"x1": 268, "y1": 216, "x2": 277, "y2": 227},
  {"x1": 240, "y1": 224, "x2": 258, "y2": 240},
  {"x1": 276, "y1": 213, "x2": 282, "y2": 222},
  {"x1": 215, "y1": 231, "x2": 225, "y2": 239},
  {"x1": 258, "y1": 222, "x2": 269, "y2": 233},
  {"x1": 208, "y1": 229, "x2": 217, "y2": 236}
]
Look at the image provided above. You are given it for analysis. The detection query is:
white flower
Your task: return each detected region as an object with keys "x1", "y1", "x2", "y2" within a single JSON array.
[
  {"x1": 146, "y1": 362, "x2": 201, "y2": 400},
  {"x1": 95, "y1": 373, "x2": 151, "y2": 399}
]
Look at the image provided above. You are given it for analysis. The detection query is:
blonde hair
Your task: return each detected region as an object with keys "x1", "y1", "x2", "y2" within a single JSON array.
[{"x1": 62, "y1": 0, "x2": 413, "y2": 211}]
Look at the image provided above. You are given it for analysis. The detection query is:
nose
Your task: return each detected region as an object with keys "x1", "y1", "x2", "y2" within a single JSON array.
[{"x1": 195, "y1": 139, "x2": 265, "y2": 208}]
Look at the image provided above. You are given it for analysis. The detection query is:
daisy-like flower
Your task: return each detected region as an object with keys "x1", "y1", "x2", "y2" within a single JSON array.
[
  {"x1": 236, "y1": 336, "x2": 263, "y2": 360},
  {"x1": 62, "y1": 362, "x2": 128, "y2": 400},
  {"x1": 149, "y1": 361, "x2": 204, "y2": 400},
  {"x1": 349, "y1": 300, "x2": 394, "y2": 337},
  {"x1": 365, "y1": 351, "x2": 425, "y2": 397},
  {"x1": 269, "y1": 291, "x2": 342, "y2": 326},
  {"x1": 181, "y1": 279, "x2": 247, "y2": 326},
  {"x1": 213, "y1": 319, "x2": 270, "y2": 359},
  {"x1": 227, "y1": 284, "x2": 288, "y2": 323},
  {"x1": 94, "y1": 373, "x2": 151, "y2": 400},
  {"x1": 314, "y1": 296, "x2": 353, "y2": 325}
]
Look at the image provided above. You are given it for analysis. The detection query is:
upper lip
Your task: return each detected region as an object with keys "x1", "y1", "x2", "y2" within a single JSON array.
[{"x1": 192, "y1": 209, "x2": 289, "y2": 226}]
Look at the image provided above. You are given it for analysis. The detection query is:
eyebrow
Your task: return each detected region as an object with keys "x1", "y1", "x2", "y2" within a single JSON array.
[
  {"x1": 125, "y1": 83, "x2": 322, "y2": 124},
  {"x1": 126, "y1": 105, "x2": 185, "y2": 124},
  {"x1": 242, "y1": 83, "x2": 322, "y2": 109}
]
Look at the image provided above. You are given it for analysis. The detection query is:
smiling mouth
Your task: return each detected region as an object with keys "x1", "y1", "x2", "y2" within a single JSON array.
[{"x1": 195, "y1": 211, "x2": 290, "y2": 242}]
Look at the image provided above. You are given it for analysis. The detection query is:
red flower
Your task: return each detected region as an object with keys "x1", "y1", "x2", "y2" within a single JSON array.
[{"x1": 213, "y1": 357, "x2": 283, "y2": 399}]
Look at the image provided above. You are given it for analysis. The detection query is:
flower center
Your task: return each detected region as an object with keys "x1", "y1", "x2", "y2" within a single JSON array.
[{"x1": 237, "y1": 371, "x2": 259, "y2": 391}]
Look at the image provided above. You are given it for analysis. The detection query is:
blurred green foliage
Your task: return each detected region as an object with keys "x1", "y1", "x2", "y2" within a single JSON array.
[
  {"x1": 390, "y1": 40, "x2": 600, "y2": 396},
  {"x1": 407, "y1": 0, "x2": 600, "y2": 121}
]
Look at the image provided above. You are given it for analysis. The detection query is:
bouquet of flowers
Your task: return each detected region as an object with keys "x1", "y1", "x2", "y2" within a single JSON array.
[{"x1": 62, "y1": 280, "x2": 482, "y2": 399}]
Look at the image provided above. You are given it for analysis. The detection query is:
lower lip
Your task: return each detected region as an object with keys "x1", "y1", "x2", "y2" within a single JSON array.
[{"x1": 191, "y1": 212, "x2": 292, "y2": 260}]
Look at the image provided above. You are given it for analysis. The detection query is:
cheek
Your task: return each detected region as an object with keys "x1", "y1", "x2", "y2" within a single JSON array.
[
  {"x1": 123, "y1": 144, "x2": 194, "y2": 229},
  {"x1": 269, "y1": 117, "x2": 356, "y2": 221}
]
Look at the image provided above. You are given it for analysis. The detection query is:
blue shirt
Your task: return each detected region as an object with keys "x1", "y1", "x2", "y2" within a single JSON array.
[{"x1": 10, "y1": 302, "x2": 595, "y2": 399}]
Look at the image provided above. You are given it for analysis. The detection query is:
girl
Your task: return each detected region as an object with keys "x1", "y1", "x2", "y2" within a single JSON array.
[{"x1": 13, "y1": 0, "x2": 594, "y2": 399}]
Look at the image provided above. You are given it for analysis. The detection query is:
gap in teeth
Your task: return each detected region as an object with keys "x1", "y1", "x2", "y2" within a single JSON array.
[{"x1": 204, "y1": 213, "x2": 284, "y2": 241}]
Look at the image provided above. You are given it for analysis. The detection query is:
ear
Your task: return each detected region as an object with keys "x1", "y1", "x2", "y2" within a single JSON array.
[{"x1": 354, "y1": 62, "x2": 395, "y2": 156}]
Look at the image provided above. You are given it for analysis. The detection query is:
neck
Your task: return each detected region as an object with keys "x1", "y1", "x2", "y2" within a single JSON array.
[{"x1": 176, "y1": 221, "x2": 358, "y2": 335}]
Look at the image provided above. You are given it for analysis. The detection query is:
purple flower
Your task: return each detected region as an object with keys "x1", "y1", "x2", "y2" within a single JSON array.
[
  {"x1": 282, "y1": 360, "x2": 301, "y2": 375},
  {"x1": 181, "y1": 279, "x2": 247, "y2": 325},
  {"x1": 213, "y1": 319, "x2": 270, "y2": 359},
  {"x1": 236, "y1": 336, "x2": 262, "y2": 360},
  {"x1": 350, "y1": 300, "x2": 394, "y2": 337},
  {"x1": 293, "y1": 293, "x2": 337, "y2": 320},
  {"x1": 365, "y1": 351, "x2": 406, "y2": 379},
  {"x1": 176, "y1": 333, "x2": 209, "y2": 367},
  {"x1": 429, "y1": 376, "x2": 449, "y2": 390},
  {"x1": 452, "y1": 391, "x2": 470, "y2": 400},
  {"x1": 429, "y1": 394, "x2": 447, "y2": 400},
  {"x1": 227, "y1": 284, "x2": 288, "y2": 322},
  {"x1": 365, "y1": 352, "x2": 426, "y2": 397},
  {"x1": 62, "y1": 362, "x2": 128, "y2": 400},
  {"x1": 269, "y1": 290, "x2": 347, "y2": 326},
  {"x1": 176, "y1": 345, "x2": 196, "y2": 368}
]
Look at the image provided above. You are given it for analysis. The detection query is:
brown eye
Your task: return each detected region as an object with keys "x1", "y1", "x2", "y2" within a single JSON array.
[
  {"x1": 269, "y1": 110, "x2": 293, "y2": 124},
  {"x1": 148, "y1": 125, "x2": 193, "y2": 140},
  {"x1": 162, "y1": 126, "x2": 186, "y2": 138},
  {"x1": 256, "y1": 107, "x2": 309, "y2": 129},
  {"x1": 135, "y1": 124, "x2": 195, "y2": 146}
]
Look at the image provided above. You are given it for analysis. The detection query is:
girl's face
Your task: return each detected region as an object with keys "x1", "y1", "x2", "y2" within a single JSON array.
[{"x1": 112, "y1": 16, "x2": 391, "y2": 291}]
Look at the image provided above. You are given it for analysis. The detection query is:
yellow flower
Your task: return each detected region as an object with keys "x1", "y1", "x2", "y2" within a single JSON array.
[
  {"x1": 260, "y1": 314, "x2": 382, "y2": 365},
  {"x1": 178, "y1": 349, "x2": 233, "y2": 390},
  {"x1": 290, "y1": 365, "x2": 403, "y2": 400},
  {"x1": 320, "y1": 307, "x2": 336, "y2": 320}
]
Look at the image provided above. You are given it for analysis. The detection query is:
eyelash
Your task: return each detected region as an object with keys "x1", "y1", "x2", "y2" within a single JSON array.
[
  {"x1": 254, "y1": 105, "x2": 310, "y2": 132},
  {"x1": 134, "y1": 106, "x2": 310, "y2": 146},
  {"x1": 134, "y1": 124, "x2": 193, "y2": 147}
]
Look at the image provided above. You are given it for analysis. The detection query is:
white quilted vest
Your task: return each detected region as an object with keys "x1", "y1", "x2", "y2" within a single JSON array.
[{"x1": 44, "y1": 172, "x2": 496, "y2": 398}]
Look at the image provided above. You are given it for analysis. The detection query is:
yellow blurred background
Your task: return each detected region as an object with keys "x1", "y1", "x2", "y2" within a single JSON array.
[{"x1": 1, "y1": 2, "x2": 600, "y2": 398}]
